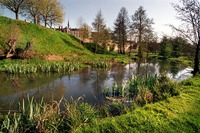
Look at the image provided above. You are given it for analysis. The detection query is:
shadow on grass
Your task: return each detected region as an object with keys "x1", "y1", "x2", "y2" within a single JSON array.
[{"x1": 61, "y1": 36, "x2": 83, "y2": 50}]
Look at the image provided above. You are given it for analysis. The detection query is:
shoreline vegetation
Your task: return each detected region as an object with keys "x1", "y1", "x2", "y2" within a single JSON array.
[
  {"x1": 0, "y1": 75, "x2": 199, "y2": 132},
  {"x1": 0, "y1": 16, "x2": 199, "y2": 132}
]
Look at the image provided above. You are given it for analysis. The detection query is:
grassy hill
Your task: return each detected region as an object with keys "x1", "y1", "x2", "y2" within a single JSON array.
[
  {"x1": 0, "y1": 16, "x2": 93, "y2": 61},
  {"x1": 0, "y1": 16, "x2": 134, "y2": 64}
]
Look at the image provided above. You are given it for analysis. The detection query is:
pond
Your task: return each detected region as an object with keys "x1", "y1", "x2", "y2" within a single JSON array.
[{"x1": 0, "y1": 59, "x2": 193, "y2": 111}]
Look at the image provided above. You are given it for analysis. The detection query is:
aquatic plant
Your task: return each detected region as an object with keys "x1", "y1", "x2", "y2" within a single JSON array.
[
  {"x1": 103, "y1": 75, "x2": 180, "y2": 105},
  {"x1": 4, "y1": 62, "x2": 80, "y2": 74},
  {"x1": 92, "y1": 61, "x2": 111, "y2": 69},
  {"x1": 0, "y1": 97, "x2": 96, "y2": 133}
]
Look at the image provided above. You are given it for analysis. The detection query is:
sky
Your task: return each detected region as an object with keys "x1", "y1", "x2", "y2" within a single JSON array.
[
  {"x1": 59, "y1": 0, "x2": 181, "y2": 38},
  {"x1": 1, "y1": 0, "x2": 181, "y2": 38}
]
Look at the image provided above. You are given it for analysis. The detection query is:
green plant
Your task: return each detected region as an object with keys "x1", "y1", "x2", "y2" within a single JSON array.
[
  {"x1": 103, "y1": 75, "x2": 180, "y2": 106},
  {"x1": 63, "y1": 97, "x2": 96, "y2": 132},
  {"x1": 92, "y1": 61, "x2": 111, "y2": 69},
  {"x1": 4, "y1": 61, "x2": 80, "y2": 74}
]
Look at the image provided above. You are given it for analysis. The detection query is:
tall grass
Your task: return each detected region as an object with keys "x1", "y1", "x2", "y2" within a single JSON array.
[
  {"x1": 77, "y1": 75, "x2": 200, "y2": 133},
  {"x1": 4, "y1": 62, "x2": 80, "y2": 74},
  {"x1": 0, "y1": 97, "x2": 97, "y2": 133},
  {"x1": 103, "y1": 75, "x2": 180, "y2": 105},
  {"x1": 92, "y1": 61, "x2": 111, "y2": 69},
  {"x1": 0, "y1": 76, "x2": 198, "y2": 132}
]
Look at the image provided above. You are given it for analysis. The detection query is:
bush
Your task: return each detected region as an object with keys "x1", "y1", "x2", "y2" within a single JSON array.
[
  {"x1": 107, "y1": 102, "x2": 127, "y2": 117},
  {"x1": 84, "y1": 43, "x2": 108, "y2": 54}
]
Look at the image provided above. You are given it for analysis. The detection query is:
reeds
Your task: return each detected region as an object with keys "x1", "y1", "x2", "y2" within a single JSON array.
[
  {"x1": 0, "y1": 97, "x2": 96, "y2": 133},
  {"x1": 4, "y1": 62, "x2": 80, "y2": 74},
  {"x1": 103, "y1": 75, "x2": 180, "y2": 105},
  {"x1": 92, "y1": 61, "x2": 111, "y2": 69}
]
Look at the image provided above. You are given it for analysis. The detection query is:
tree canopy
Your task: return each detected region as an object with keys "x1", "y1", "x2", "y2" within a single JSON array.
[
  {"x1": 0, "y1": 0, "x2": 25, "y2": 20},
  {"x1": 92, "y1": 10, "x2": 107, "y2": 54},
  {"x1": 130, "y1": 6, "x2": 154, "y2": 58},
  {"x1": 113, "y1": 7, "x2": 129, "y2": 54},
  {"x1": 172, "y1": 0, "x2": 200, "y2": 75}
]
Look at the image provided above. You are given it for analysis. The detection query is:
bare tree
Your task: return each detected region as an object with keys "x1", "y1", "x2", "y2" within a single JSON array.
[
  {"x1": 80, "y1": 23, "x2": 91, "y2": 42},
  {"x1": 23, "y1": 0, "x2": 41, "y2": 24},
  {"x1": 92, "y1": 10, "x2": 106, "y2": 54},
  {"x1": 40, "y1": 0, "x2": 63, "y2": 27},
  {"x1": 130, "y1": 6, "x2": 154, "y2": 58},
  {"x1": 172, "y1": 0, "x2": 200, "y2": 75},
  {"x1": 77, "y1": 17, "x2": 91, "y2": 42},
  {"x1": 48, "y1": 1, "x2": 64, "y2": 28},
  {"x1": 114, "y1": 7, "x2": 130, "y2": 54},
  {"x1": 0, "y1": 0, "x2": 25, "y2": 20}
]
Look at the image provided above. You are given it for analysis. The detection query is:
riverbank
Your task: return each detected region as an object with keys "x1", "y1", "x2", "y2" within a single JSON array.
[
  {"x1": 78, "y1": 75, "x2": 200, "y2": 132},
  {"x1": 0, "y1": 74, "x2": 199, "y2": 132}
]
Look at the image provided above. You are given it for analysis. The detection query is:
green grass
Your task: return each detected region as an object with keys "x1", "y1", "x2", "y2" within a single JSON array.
[
  {"x1": 0, "y1": 16, "x2": 91, "y2": 59},
  {"x1": 0, "y1": 16, "x2": 133, "y2": 65},
  {"x1": 1, "y1": 75, "x2": 200, "y2": 132},
  {"x1": 4, "y1": 61, "x2": 80, "y2": 74},
  {"x1": 169, "y1": 56, "x2": 193, "y2": 66},
  {"x1": 103, "y1": 75, "x2": 180, "y2": 107},
  {"x1": 78, "y1": 75, "x2": 200, "y2": 132}
]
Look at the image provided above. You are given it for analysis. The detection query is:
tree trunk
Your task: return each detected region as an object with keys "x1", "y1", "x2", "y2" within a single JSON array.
[
  {"x1": 95, "y1": 43, "x2": 98, "y2": 54},
  {"x1": 15, "y1": 12, "x2": 19, "y2": 20},
  {"x1": 138, "y1": 44, "x2": 143, "y2": 58},
  {"x1": 45, "y1": 21, "x2": 47, "y2": 27},
  {"x1": 193, "y1": 40, "x2": 200, "y2": 76},
  {"x1": 34, "y1": 15, "x2": 37, "y2": 24}
]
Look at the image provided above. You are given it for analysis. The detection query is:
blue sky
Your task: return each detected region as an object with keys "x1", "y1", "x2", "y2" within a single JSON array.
[
  {"x1": 60, "y1": 0, "x2": 180, "y2": 37},
  {"x1": 1, "y1": 0, "x2": 181, "y2": 38}
]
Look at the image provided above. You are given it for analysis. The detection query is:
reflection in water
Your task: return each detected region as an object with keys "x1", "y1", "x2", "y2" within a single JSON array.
[
  {"x1": 0, "y1": 59, "x2": 193, "y2": 110},
  {"x1": 167, "y1": 67, "x2": 193, "y2": 82}
]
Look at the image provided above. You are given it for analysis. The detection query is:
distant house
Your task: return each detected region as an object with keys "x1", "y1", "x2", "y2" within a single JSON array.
[
  {"x1": 57, "y1": 27, "x2": 81, "y2": 38},
  {"x1": 56, "y1": 21, "x2": 81, "y2": 38},
  {"x1": 56, "y1": 23, "x2": 138, "y2": 53},
  {"x1": 68, "y1": 28, "x2": 80, "y2": 37}
]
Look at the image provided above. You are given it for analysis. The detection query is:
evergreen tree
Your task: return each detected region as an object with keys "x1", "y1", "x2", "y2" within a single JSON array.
[
  {"x1": 113, "y1": 7, "x2": 129, "y2": 54},
  {"x1": 130, "y1": 6, "x2": 154, "y2": 58},
  {"x1": 160, "y1": 36, "x2": 172, "y2": 59},
  {"x1": 171, "y1": 37, "x2": 184, "y2": 58}
]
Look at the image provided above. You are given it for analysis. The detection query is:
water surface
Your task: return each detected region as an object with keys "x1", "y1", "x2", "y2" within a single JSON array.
[{"x1": 0, "y1": 59, "x2": 193, "y2": 111}]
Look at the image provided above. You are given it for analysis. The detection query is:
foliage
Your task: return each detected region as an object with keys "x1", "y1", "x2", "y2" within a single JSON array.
[
  {"x1": 79, "y1": 22, "x2": 91, "y2": 42},
  {"x1": 0, "y1": 16, "x2": 95, "y2": 60},
  {"x1": 1, "y1": 75, "x2": 200, "y2": 132},
  {"x1": 171, "y1": 37, "x2": 183, "y2": 58},
  {"x1": 84, "y1": 42, "x2": 108, "y2": 54},
  {"x1": 0, "y1": 0, "x2": 25, "y2": 20},
  {"x1": 3, "y1": 61, "x2": 80, "y2": 74},
  {"x1": 39, "y1": 0, "x2": 64, "y2": 27},
  {"x1": 92, "y1": 61, "x2": 111, "y2": 69},
  {"x1": 147, "y1": 41, "x2": 160, "y2": 54},
  {"x1": 64, "y1": 97, "x2": 96, "y2": 132},
  {"x1": 113, "y1": 7, "x2": 130, "y2": 54},
  {"x1": 130, "y1": 6, "x2": 154, "y2": 58},
  {"x1": 78, "y1": 75, "x2": 200, "y2": 132},
  {"x1": 91, "y1": 10, "x2": 107, "y2": 54},
  {"x1": 103, "y1": 74, "x2": 180, "y2": 105},
  {"x1": 159, "y1": 36, "x2": 172, "y2": 59},
  {"x1": 172, "y1": 0, "x2": 200, "y2": 75}
]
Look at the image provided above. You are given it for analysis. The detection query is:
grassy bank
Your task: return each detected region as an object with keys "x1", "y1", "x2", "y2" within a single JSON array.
[
  {"x1": 78, "y1": 75, "x2": 200, "y2": 132},
  {"x1": 169, "y1": 56, "x2": 193, "y2": 66},
  {"x1": 0, "y1": 16, "x2": 132, "y2": 64},
  {"x1": 0, "y1": 75, "x2": 199, "y2": 132}
]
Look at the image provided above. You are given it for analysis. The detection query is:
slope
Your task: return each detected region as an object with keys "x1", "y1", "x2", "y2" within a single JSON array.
[{"x1": 0, "y1": 16, "x2": 92, "y2": 60}]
